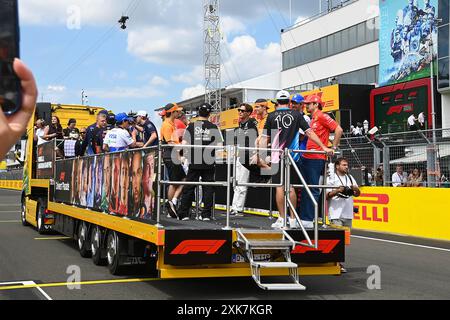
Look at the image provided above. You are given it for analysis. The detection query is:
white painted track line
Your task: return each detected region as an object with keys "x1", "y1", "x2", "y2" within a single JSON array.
[{"x1": 352, "y1": 235, "x2": 450, "y2": 253}]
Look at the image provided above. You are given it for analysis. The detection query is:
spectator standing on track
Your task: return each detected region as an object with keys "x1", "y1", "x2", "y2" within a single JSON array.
[
  {"x1": 258, "y1": 90, "x2": 334, "y2": 229},
  {"x1": 160, "y1": 103, "x2": 186, "y2": 219},
  {"x1": 299, "y1": 94, "x2": 343, "y2": 228},
  {"x1": 178, "y1": 103, "x2": 223, "y2": 221},
  {"x1": 231, "y1": 103, "x2": 259, "y2": 217},
  {"x1": 392, "y1": 165, "x2": 407, "y2": 187},
  {"x1": 326, "y1": 157, "x2": 360, "y2": 273}
]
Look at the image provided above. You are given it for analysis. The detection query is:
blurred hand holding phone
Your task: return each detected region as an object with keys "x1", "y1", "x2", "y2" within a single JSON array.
[
  {"x1": 0, "y1": 0, "x2": 38, "y2": 159},
  {"x1": 0, "y1": 0, "x2": 22, "y2": 115}
]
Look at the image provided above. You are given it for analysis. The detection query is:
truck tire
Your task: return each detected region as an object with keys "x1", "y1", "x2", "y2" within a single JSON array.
[
  {"x1": 77, "y1": 222, "x2": 91, "y2": 258},
  {"x1": 36, "y1": 199, "x2": 47, "y2": 234},
  {"x1": 106, "y1": 231, "x2": 124, "y2": 275},
  {"x1": 91, "y1": 226, "x2": 106, "y2": 266},
  {"x1": 21, "y1": 196, "x2": 29, "y2": 227}
]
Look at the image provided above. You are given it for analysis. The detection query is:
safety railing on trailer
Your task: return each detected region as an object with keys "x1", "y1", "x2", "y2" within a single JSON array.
[{"x1": 156, "y1": 144, "x2": 229, "y2": 229}]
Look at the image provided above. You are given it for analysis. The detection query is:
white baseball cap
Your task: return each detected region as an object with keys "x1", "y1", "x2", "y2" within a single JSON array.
[
  {"x1": 276, "y1": 90, "x2": 290, "y2": 101},
  {"x1": 137, "y1": 110, "x2": 148, "y2": 117}
]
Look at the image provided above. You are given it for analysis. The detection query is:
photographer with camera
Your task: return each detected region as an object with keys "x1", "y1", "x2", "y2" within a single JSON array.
[
  {"x1": 326, "y1": 158, "x2": 360, "y2": 272},
  {"x1": 327, "y1": 158, "x2": 361, "y2": 227}
]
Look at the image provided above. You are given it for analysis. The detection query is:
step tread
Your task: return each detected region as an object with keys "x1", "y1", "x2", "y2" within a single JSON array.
[
  {"x1": 239, "y1": 229, "x2": 285, "y2": 234},
  {"x1": 261, "y1": 283, "x2": 306, "y2": 291},
  {"x1": 246, "y1": 239, "x2": 294, "y2": 247},
  {"x1": 252, "y1": 262, "x2": 297, "y2": 268}
]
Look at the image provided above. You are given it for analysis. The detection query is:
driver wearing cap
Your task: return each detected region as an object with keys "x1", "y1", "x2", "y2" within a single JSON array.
[
  {"x1": 103, "y1": 113, "x2": 136, "y2": 153},
  {"x1": 160, "y1": 103, "x2": 186, "y2": 219}
]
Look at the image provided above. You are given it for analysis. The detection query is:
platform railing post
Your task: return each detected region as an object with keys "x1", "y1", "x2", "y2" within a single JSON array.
[
  {"x1": 224, "y1": 145, "x2": 232, "y2": 230},
  {"x1": 156, "y1": 144, "x2": 163, "y2": 229},
  {"x1": 283, "y1": 149, "x2": 289, "y2": 229}
]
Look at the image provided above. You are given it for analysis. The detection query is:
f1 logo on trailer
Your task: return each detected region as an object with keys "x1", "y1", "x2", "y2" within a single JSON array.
[
  {"x1": 164, "y1": 230, "x2": 232, "y2": 266},
  {"x1": 291, "y1": 240, "x2": 340, "y2": 254},
  {"x1": 171, "y1": 240, "x2": 226, "y2": 255}
]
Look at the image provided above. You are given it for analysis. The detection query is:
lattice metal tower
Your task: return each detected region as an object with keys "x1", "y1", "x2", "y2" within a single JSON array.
[{"x1": 204, "y1": 0, "x2": 221, "y2": 113}]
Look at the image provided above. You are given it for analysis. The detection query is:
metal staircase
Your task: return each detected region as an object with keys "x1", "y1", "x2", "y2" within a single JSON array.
[{"x1": 237, "y1": 229, "x2": 306, "y2": 291}]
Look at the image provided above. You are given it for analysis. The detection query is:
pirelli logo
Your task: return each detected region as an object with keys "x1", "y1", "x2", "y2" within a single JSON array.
[
  {"x1": 291, "y1": 240, "x2": 340, "y2": 254},
  {"x1": 354, "y1": 194, "x2": 390, "y2": 223},
  {"x1": 170, "y1": 240, "x2": 227, "y2": 255}
]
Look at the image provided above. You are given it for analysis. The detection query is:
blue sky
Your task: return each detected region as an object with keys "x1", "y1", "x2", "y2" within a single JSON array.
[{"x1": 19, "y1": 0, "x2": 323, "y2": 124}]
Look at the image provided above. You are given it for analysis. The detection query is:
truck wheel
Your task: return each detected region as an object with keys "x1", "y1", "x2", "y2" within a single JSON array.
[
  {"x1": 36, "y1": 200, "x2": 46, "y2": 234},
  {"x1": 21, "y1": 197, "x2": 29, "y2": 227},
  {"x1": 77, "y1": 222, "x2": 91, "y2": 258},
  {"x1": 106, "y1": 231, "x2": 124, "y2": 275},
  {"x1": 91, "y1": 226, "x2": 106, "y2": 266}
]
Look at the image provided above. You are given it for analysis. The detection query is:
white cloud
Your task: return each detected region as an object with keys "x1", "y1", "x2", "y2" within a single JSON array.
[
  {"x1": 89, "y1": 85, "x2": 162, "y2": 99},
  {"x1": 127, "y1": 26, "x2": 202, "y2": 65},
  {"x1": 221, "y1": 16, "x2": 246, "y2": 38},
  {"x1": 181, "y1": 84, "x2": 205, "y2": 101},
  {"x1": 47, "y1": 85, "x2": 66, "y2": 92},
  {"x1": 222, "y1": 35, "x2": 281, "y2": 85},
  {"x1": 150, "y1": 76, "x2": 170, "y2": 87},
  {"x1": 112, "y1": 71, "x2": 127, "y2": 80},
  {"x1": 172, "y1": 66, "x2": 204, "y2": 85}
]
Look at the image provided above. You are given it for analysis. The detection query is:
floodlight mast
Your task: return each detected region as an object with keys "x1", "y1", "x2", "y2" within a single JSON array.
[{"x1": 204, "y1": 0, "x2": 222, "y2": 115}]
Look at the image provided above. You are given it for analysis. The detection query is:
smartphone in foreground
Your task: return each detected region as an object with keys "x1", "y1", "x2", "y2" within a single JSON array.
[{"x1": 0, "y1": 0, "x2": 22, "y2": 116}]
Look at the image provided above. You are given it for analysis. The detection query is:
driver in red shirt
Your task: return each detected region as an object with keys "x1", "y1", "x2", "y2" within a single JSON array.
[{"x1": 299, "y1": 94, "x2": 343, "y2": 227}]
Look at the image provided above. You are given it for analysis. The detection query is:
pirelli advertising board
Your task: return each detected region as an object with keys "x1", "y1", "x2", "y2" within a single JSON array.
[
  {"x1": 353, "y1": 187, "x2": 450, "y2": 242},
  {"x1": 54, "y1": 149, "x2": 158, "y2": 222}
]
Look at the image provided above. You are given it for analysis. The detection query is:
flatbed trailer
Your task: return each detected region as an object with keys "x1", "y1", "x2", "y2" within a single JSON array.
[{"x1": 13, "y1": 103, "x2": 347, "y2": 291}]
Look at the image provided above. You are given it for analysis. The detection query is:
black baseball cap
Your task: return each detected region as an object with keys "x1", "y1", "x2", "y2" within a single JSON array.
[{"x1": 198, "y1": 103, "x2": 212, "y2": 114}]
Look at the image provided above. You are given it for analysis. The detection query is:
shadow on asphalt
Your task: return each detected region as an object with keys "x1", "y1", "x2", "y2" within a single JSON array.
[{"x1": 140, "y1": 271, "x2": 370, "y2": 300}]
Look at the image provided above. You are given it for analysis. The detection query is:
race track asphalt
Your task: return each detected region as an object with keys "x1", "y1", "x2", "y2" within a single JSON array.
[{"x1": 0, "y1": 189, "x2": 449, "y2": 300}]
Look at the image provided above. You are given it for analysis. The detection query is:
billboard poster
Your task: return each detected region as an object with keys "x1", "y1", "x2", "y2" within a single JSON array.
[
  {"x1": 142, "y1": 151, "x2": 157, "y2": 220},
  {"x1": 36, "y1": 142, "x2": 54, "y2": 179},
  {"x1": 109, "y1": 153, "x2": 121, "y2": 214},
  {"x1": 128, "y1": 151, "x2": 143, "y2": 218},
  {"x1": 93, "y1": 155, "x2": 103, "y2": 210},
  {"x1": 79, "y1": 158, "x2": 88, "y2": 207},
  {"x1": 101, "y1": 154, "x2": 111, "y2": 212},
  {"x1": 118, "y1": 152, "x2": 130, "y2": 216},
  {"x1": 54, "y1": 159, "x2": 73, "y2": 203},
  {"x1": 70, "y1": 158, "x2": 78, "y2": 204},
  {"x1": 51, "y1": 148, "x2": 159, "y2": 222},
  {"x1": 371, "y1": 78, "x2": 431, "y2": 133},
  {"x1": 86, "y1": 157, "x2": 95, "y2": 209},
  {"x1": 379, "y1": 0, "x2": 438, "y2": 86}
]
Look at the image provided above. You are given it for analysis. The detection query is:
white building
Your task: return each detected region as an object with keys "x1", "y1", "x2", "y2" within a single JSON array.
[
  {"x1": 281, "y1": 0, "x2": 380, "y2": 91},
  {"x1": 178, "y1": 72, "x2": 281, "y2": 112}
]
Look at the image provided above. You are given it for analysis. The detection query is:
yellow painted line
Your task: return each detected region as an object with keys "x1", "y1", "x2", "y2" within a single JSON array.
[
  {"x1": 34, "y1": 237, "x2": 72, "y2": 241},
  {"x1": 0, "y1": 278, "x2": 163, "y2": 291},
  {"x1": 0, "y1": 220, "x2": 20, "y2": 223}
]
